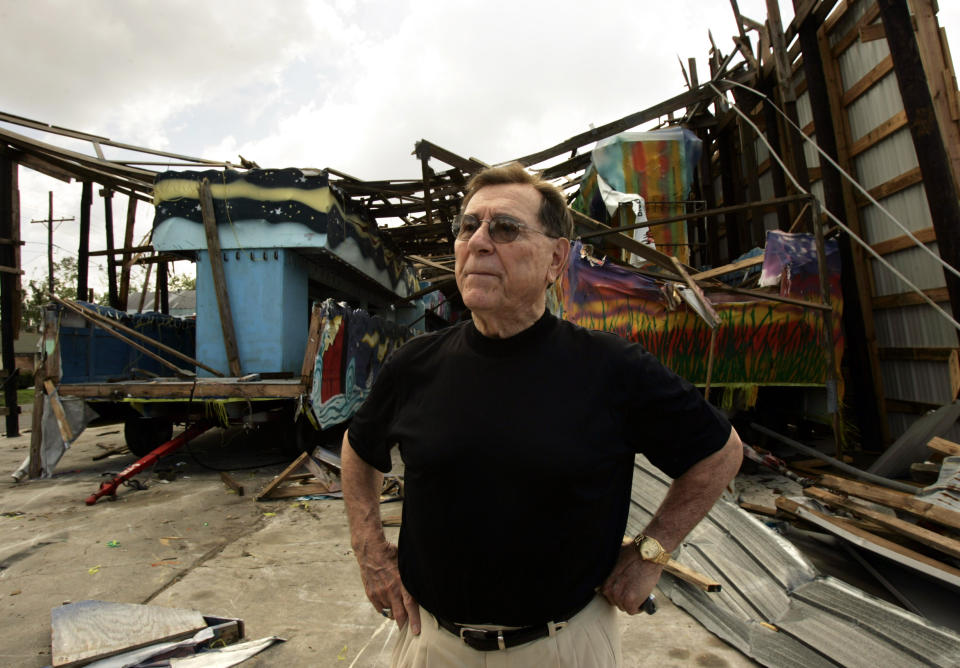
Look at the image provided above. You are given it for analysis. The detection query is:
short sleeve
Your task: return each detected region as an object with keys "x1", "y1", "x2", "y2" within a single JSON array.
[
  {"x1": 622, "y1": 345, "x2": 732, "y2": 479},
  {"x1": 347, "y1": 354, "x2": 401, "y2": 473}
]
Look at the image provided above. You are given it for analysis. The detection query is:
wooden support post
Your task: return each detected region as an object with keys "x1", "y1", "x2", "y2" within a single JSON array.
[
  {"x1": 879, "y1": 0, "x2": 960, "y2": 337},
  {"x1": 795, "y1": 0, "x2": 886, "y2": 450},
  {"x1": 77, "y1": 181, "x2": 91, "y2": 301},
  {"x1": 46, "y1": 191, "x2": 54, "y2": 295},
  {"x1": 761, "y1": 81, "x2": 793, "y2": 230},
  {"x1": 118, "y1": 195, "x2": 137, "y2": 310},
  {"x1": 698, "y1": 131, "x2": 721, "y2": 266},
  {"x1": 811, "y1": 198, "x2": 841, "y2": 451},
  {"x1": 718, "y1": 128, "x2": 745, "y2": 259},
  {"x1": 300, "y1": 302, "x2": 323, "y2": 388},
  {"x1": 0, "y1": 154, "x2": 18, "y2": 437},
  {"x1": 908, "y1": 0, "x2": 960, "y2": 189},
  {"x1": 28, "y1": 370, "x2": 42, "y2": 477},
  {"x1": 739, "y1": 118, "x2": 764, "y2": 247},
  {"x1": 198, "y1": 178, "x2": 242, "y2": 377},
  {"x1": 157, "y1": 260, "x2": 168, "y2": 314},
  {"x1": 766, "y1": 0, "x2": 811, "y2": 220},
  {"x1": 420, "y1": 152, "x2": 434, "y2": 226},
  {"x1": 43, "y1": 379, "x2": 74, "y2": 442},
  {"x1": 102, "y1": 188, "x2": 119, "y2": 309},
  {"x1": 136, "y1": 260, "x2": 152, "y2": 313}
]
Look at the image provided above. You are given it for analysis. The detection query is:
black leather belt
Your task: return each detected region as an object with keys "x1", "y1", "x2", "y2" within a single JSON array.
[{"x1": 434, "y1": 598, "x2": 590, "y2": 652}]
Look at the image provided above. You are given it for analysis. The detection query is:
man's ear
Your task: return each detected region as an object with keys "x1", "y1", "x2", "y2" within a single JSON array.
[{"x1": 546, "y1": 237, "x2": 571, "y2": 284}]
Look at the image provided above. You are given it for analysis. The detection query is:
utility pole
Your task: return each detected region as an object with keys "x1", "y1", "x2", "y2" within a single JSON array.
[{"x1": 30, "y1": 191, "x2": 74, "y2": 296}]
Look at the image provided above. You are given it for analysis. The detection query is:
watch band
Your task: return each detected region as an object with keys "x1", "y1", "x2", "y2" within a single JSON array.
[{"x1": 632, "y1": 533, "x2": 672, "y2": 565}]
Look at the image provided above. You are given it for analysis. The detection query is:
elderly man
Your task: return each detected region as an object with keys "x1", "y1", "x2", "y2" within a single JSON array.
[{"x1": 342, "y1": 163, "x2": 742, "y2": 667}]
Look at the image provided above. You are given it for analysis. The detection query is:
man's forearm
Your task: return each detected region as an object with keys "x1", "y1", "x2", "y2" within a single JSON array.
[
  {"x1": 643, "y1": 427, "x2": 743, "y2": 552},
  {"x1": 341, "y1": 432, "x2": 388, "y2": 555}
]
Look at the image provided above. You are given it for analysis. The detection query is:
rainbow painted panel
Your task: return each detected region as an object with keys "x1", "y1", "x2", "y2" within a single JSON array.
[
  {"x1": 574, "y1": 129, "x2": 702, "y2": 265},
  {"x1": 553, "y1": 242, "x2": 843, "y2": 387}
]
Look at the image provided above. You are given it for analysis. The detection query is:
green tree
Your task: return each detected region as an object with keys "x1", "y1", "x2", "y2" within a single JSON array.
[
  {"x1": 23, "y1": 257, "x2": 79, "y2": 331},
  {"x1": 168, "y1": 272, "x2": 196, "y2": 292}
]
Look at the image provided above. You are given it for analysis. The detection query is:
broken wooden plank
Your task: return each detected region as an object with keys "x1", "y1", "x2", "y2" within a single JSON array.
[
  {"x1": 43, "y1": 380, "x2": 74, "y2": 442},
  {"x1": 256, "y1": 452, "x2": 309, "y2": 500},
  {"x1": 928, "y1": 436, "x2": 960, "y2": 457},
  {"x1": 690, "y1": 254, "x2": 765, "y2": 281},
  {"x1": 219, "y1": 471, "x2": 244, "y2": 496},
  {"x1": 776, "y1": 496, "x2": 960, "y2": 588},
  {"x1": 53, "y1": 296, "x2": 222, "y2": 377},
  {"x1": 28, "y1": 371, "x2": 43, "y2": 478},
  {"x1": 51, "y1": 600, "x2": 207, "y2": 667},
  {"x1": 739, "y1": 501, "x2": 779, "y2": 517},
  {"x1": 818, "y1": 473, "x2": 960, "y2": 531},
  {"x1": 300, "y1": 303, "x2": 323, "y2": 388},
  {"x1": 804, "y1": 487, "x2": 960, "y2": 561},
  {"x1": 198, "y1": 178, "x2": 242, "y2": 377},
  {"x1": 52, "y1": 297, "x2": 194, "y2": 378},
  {"x1": 665, "y1": 558, "x2": 722, "y2": 593},
  {"x1": 260, "y1": 482, "x2": 340, "y2": 499}
]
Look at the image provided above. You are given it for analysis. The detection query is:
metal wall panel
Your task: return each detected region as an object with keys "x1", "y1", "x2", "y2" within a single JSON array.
[
  {"x1": 880, "y1": 358, "x2": 955, "y2": 404},
  {"x1": 860, "y1": 184, "x2": 933, "y2": 243},
  {"x1": 873, "y1": 303, "x2": 957, "y2": 347},
  {"x1": 847, "y1": 77, "x2": 905, "y2": 141},
  {"x1": 870, "y1": 242, "x2": 946, "y2": 296},
  {"x1": 853, "y1": 128, "x2": 919, "y2": 191}
]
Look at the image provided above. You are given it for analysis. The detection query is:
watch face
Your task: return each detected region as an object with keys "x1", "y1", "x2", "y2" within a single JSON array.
[{"x1": 640, "y1": 538, "x2": 661, "y2": 560}]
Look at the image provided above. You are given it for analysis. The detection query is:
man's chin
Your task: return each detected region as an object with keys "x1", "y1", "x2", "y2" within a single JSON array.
[{"x1": 461, "y1": 291, "x2": 499, "y2": 313}]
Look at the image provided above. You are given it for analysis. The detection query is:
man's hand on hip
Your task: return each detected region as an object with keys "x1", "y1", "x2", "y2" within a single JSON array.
[
  {"x1": 599, "y1": 543, "x2": 663, "y2": 615},
  {"x1": 357, "y1": 540, "x2": 421, "y2": 635}
]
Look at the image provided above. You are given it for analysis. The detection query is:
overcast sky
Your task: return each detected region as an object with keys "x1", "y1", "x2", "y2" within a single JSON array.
[{"x1": 2, "y1": 0, "x2": 959, "y2": 293}]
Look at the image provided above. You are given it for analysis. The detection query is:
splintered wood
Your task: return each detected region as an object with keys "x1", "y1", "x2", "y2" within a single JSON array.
[
  {"x1": 768, "y1": 448, "x2": 960, "y2": 590},
  {"x1": 255, "y1": 451, "x2": 341, "y2": 500}
]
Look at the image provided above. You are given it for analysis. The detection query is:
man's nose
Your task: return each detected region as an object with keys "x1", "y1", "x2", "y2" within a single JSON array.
[{"x1": 466, "y1": 220, "x2": 495, "y2": 253}]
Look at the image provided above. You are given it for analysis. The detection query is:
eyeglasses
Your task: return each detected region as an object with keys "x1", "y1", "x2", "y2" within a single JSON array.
[{"x1": 452, "y1": 213, "x2": 559, "y2": 243}]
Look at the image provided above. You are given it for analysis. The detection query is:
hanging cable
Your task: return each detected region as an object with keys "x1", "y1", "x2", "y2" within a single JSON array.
[
  {"x1": 708, "y1": 82, "x2": 960, "y2": 334},
  {"x1": 720, "y1": 77, "x2": 960, "y2": 283}
]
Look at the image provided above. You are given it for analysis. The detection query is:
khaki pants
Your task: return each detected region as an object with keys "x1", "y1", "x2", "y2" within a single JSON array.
[{"x1": 392, "y1": 595, "x2": 622, "y2": 667}]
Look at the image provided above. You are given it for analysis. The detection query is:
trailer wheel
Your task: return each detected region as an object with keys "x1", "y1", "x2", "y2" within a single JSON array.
[
  {"x1": 124, "y1": 416, "x2": 174, "y2": 458},
  {"x1": 281, "y1": 416, "x2": 318, "y2": 455}
]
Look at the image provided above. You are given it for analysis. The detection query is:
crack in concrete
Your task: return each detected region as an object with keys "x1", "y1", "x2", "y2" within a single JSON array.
[{"x1": 141, "y1": 516, "x2": 265, "y2": 604}]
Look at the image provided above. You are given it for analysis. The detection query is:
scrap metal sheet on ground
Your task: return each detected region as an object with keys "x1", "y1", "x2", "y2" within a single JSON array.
[
  {"x1": 628, "y1": 458, "x2": 960, "y2": 668},
  {"x1": 553, "y1": 239, "x2": 843, "y2": 387}
]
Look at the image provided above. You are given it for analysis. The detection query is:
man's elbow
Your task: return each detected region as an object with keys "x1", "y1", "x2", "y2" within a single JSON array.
[{"x1": 719, "y1": 426, "x2": 744, "y2": 481}]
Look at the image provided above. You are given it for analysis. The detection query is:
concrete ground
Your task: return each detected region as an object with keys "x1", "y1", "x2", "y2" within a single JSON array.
[{"x1": 1, "y1": 407, "x2": 757, "y2": 667}]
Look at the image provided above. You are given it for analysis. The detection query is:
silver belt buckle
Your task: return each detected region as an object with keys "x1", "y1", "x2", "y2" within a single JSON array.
[{"x1": 459, "y1": 627, "x2": 506, "y2": 650}]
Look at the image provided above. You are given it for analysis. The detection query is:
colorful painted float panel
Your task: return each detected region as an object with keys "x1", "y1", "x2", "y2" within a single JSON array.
[
  {"x1": 553, "y1": 238, "x2": 843, "y2": 389},
  {"x1": 573, "y1": 128, "x2": 703, "y2": 265},
  {"x1": 309, "y1": 299, "x2": 410, "y2": 428}
]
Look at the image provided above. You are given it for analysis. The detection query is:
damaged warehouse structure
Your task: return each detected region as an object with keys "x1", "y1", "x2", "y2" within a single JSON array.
[{"x1": 2, "y1": 0, "x2": 960, "y2": 665}]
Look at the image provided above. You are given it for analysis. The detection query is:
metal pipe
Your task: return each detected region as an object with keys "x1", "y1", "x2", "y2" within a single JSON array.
[{"x1": 750, "y1": 423, "x2": 917, "y2": 494}]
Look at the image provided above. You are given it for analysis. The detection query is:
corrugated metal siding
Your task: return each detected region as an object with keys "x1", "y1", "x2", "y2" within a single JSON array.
[
  {"x1": 852, "y1": 127, "x2": 918, "y2": 192},
  {"x1": 880, "y1": 358, "x2": 956, "y2": 404},
  {"x1": 628, "y1": 457, "x2": 960, "y2": 666},
  {"x1": 860, "y1": 185, "x2": 933, "y2": 243},
  {"x1": 811, "y1": 2, "x2": 960, "y2": 445},
  {"x1": 873, "y1": 303, "x2": 956, "y2": 347},
  {"x1": 871, "y1": 242, "x2": 945, "y2": 295}
]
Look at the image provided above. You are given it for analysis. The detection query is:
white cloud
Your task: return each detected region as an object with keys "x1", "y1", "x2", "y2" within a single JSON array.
[{"x1": 2, "y1": 0, "x2": 959, "y2": 289}]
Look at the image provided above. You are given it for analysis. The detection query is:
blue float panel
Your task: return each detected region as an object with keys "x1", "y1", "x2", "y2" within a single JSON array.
[{"x1": 196, "y1": 248, "x2": 308, "y2": 377}]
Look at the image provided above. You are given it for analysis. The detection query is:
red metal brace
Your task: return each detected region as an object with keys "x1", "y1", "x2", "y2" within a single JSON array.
[{"x1": 85, "y1": 421, "x2": 213, "y2": 506}]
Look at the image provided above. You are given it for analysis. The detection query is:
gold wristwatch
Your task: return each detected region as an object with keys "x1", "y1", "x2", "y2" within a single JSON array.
[{"x1": 633, "y1": 534, "x2": 671, "y2": 565}]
